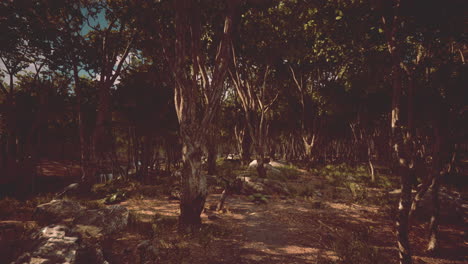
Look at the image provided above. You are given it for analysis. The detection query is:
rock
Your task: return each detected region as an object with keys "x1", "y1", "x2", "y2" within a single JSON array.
[
  {"x1": 248, "y1": 160, "x2": 258, "y2": 168},
  {"x1": 239, "y1": 176, "x2": 290, "y2": 195},
  {"x1": 242, "y1": 180, "x2": 266, "y2": 194},
  {"x1": 74, "y1": 205, "x2": 129, "y2": 235},
  {"x1": 249, "y1": 160, "x2": 273, "y2": 168},
  {"x1": 249, "y1": 159, "x2": 287, "y2": 169},
  {"x1": 269, "y1": 160, "x2": 288, "y2": 168},
  {"x1": 12, "y1": 225, "x2": 108, "y2": 264},
  {"x1": 75, "y1": 243, "x2": 108, "y2": 264},
  {"x1": 266, "y1": 166, "x2": 283, "y2": 178},
  {"x1": 34, "y1": 199, "x2": 83, "y2": 224},
  {"x1": 248, "y1": 160, "x2": 284, "y2": 178},
  {"x1": 237, "y1": 176, "x2": 253, "y2": 182},
  {"x1": 0, "y1": 221, "x2": 38, "y2": 263}
]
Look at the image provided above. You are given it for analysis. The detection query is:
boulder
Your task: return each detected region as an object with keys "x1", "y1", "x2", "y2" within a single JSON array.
[
  {"x1": 241, "y1": 180, "x2": 266, "y2": 194},
  {"x1": 239, "y1": 177, "x2": 290, "y2": 195},
  {"x1": 34, "y1": 199, "x2": 83, "y2": 224},
  {"x1": 73, "y1": 205, "x2": 129, "y2": 235},
  {"x1": 249, "y1": 159, "x2": 287, "y2": 168},
  {"x1": 248, "y1": 160, "x2": 258, "y2": 168},
  {"x1": 0, "y1": 221, "x2": 38, "y2": 263},
  {"x1": 248, "y1": 160, "x2": 284, "y2": 178},
  {"x1": 269, "y1": 160, "x2": 288, "y2": 168},
  {"x1": 12, "y1": 225, "x2": 108, "y2": 264}
]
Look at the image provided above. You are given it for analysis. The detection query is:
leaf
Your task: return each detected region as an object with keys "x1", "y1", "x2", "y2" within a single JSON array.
[{"x1": 336, "y1": 16, "x2": 342, "y2": 20}]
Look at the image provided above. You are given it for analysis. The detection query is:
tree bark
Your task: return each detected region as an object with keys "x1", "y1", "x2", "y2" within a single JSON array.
[
  {"x1": 72, "y1": 61, "x2": 88, "y2": 181},
  {"x1": 382, "y1": 0, "x2": 413, "y2": 262},
  {"x1": 206, "y1": 138, "x2": 217, "y2": 175},
  {"x1": 179, "y1": 140, "x2": 206, "y2": 231},
  {"x1": 170, "y1": 0, "x2": 238, "y2": 231},
  {"x1": 427, "y1": 107, "x2": 445, "y2": 253}
]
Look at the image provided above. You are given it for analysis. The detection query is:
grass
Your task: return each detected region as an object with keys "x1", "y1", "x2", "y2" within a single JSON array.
[{"x1": 328, "y1": 227, "x2": 391, "y2": 264}]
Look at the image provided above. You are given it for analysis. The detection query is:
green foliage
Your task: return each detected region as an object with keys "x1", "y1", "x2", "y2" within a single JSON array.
[
  {"x1": 248, "y1": 193, "x2": 269, "y2": 203},
  {"x1": 344, "y1": 182, "x2": 368, "y2": 202},
  {"x1": 311, "y1": 163, "x2": 396, "y2": 190},
  {"x1": 105, "y1": 190, "x2": 127, "y2": 204}
]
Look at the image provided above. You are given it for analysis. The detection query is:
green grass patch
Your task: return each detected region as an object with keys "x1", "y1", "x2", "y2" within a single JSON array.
[{"x1": 311, "y1": 163, "x2": 397, "y2": 190}]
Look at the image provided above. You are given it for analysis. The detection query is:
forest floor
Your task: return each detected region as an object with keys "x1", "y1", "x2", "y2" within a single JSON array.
[
  {"x1": 112, "y1": 167, "x2": 467, "y2": 264},
  {"x1": 0, "y1": 163, "x2": 466, "y2": 264}
]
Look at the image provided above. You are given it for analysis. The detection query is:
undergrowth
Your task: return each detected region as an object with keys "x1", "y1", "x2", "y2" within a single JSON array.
[{"x1": 318, "y1": 227, "x2": 391, "y2": 264}]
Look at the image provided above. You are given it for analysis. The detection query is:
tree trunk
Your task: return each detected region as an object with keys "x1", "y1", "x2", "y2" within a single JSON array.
[
  {"x1": 302, "y1": 134, "x2": 316, "y2": 162},
  {"x1": 241, "y1": 128, "x2": 252, "y2": 165},
  {"x1": 427, "y1": 113, "x2": 444, "y2": 253},
  {"x1": 93, "y1": 82, "x2": 112, "y2": 161},
  {"x1": 216, "y1": 189, "x2": 227, "y2": 211},
  {"x1": 179, "y1": 141, "x2": 206, "y2": 231},
  {"x1": 368, "y1": 139, "x2": 375, "y2": 182},
  {"x1": 396, "y1": 164, "x2": 413, "y2": 264},
  {"x1": 172, "y1": 0, "x2": 237, "y2": 232},
  {"x1": 206, "y1": 139, "x2": 217, "y2": 175},
  {"x1": 73, "y1": 63, "x2": 88, "y2": 182},
  {"x1": 383, "y1": 1, "x2": 413, "y2": 262},
  {"x1": 256, "y1": 156, "x2": 267, "y2": 178},
  {"x1": 427, "y1": 168, "x2": 440, "y2": 253}
]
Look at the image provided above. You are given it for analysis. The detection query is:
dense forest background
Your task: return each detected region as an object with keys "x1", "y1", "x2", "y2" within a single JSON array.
[{"x1": 0, "y1": 1, "x2": 466, "y2": 264}]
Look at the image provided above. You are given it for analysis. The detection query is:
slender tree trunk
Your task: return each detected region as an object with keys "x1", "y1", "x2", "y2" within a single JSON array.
[
  {"x1": 73, "y1": 63, "x2": 88, "y2": 181},
  {"x1": 216, "y1": 189, "x2": 227, "y2": 211},
  {"x1": 396, "y1": 164, "x2": 413, "y2": 264},
  {"x1": 427, "y1": 165, "x2": 440, "y2": 253},
  {"x1": 427, "y1": 112, "x2": 444, "y2": 253},
  {"x1": 368, "y1": 139, "x2": 375, "y2": 182},
  {"x1": 409, "y1": 166, "x2": 432, "y2": 218},
  {"x1": 206, "y1": 138, "x2": 217, "y2": 175}
]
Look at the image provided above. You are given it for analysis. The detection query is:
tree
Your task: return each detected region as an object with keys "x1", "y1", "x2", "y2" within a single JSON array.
[
  {"x1": 230, "y1": 62, "x2": 278, "y2": 177},
  {"x1": 165, "y1": 0, "x2": 239, "y2": 230}
]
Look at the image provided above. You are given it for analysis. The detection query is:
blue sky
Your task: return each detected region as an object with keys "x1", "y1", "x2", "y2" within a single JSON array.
[{"x1": 80, "y1": 7, "x2": 108, "y2": 35}]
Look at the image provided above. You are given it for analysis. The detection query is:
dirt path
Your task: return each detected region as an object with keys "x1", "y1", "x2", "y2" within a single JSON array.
[
  {"x1": 209, "y1": 194, "x2": 365, "y2": 264},
  {"x1": 116, "y1": 171, "x2": 467, "y2": 264},
  {"x1": 203, "y1": 191, "x2": 466, "y2": 264}
]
